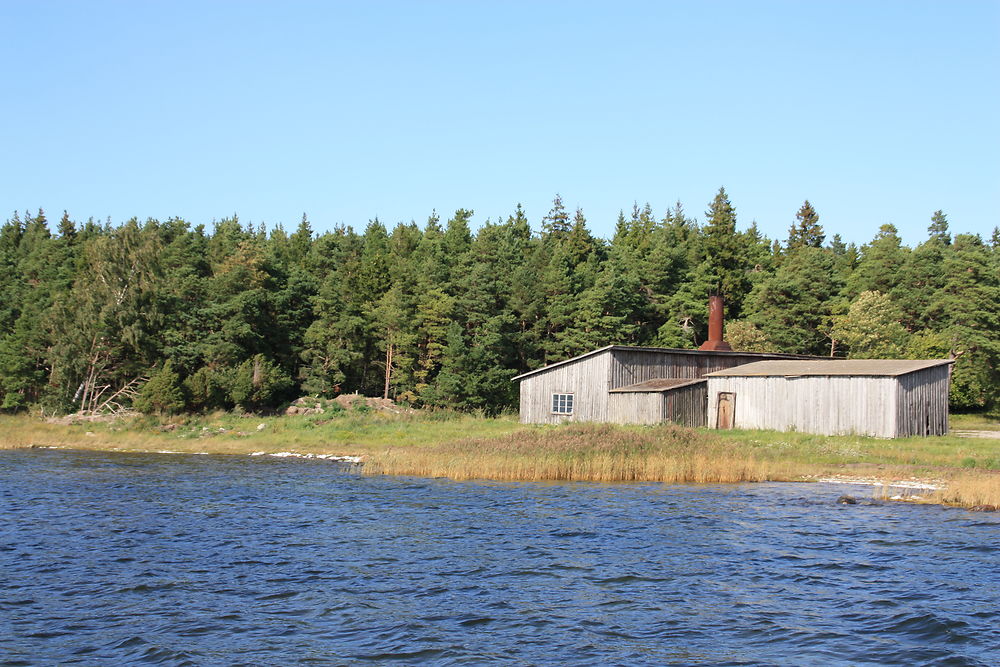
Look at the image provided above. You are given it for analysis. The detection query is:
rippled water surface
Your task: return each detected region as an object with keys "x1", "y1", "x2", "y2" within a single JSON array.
[{"x1": 1, "y1": 449, "x2": 998, "y2": 665}]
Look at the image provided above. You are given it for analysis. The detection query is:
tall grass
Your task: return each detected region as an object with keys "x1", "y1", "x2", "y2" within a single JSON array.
[
  {"x1": 366, "y1": 424, "x2": 807, "y2": 483},
  {"x1": 932, "y1": 473, "x2": 1000, "y2": 509}
]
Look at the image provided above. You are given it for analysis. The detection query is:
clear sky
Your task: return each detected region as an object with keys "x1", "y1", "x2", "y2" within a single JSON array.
[{"x1": 2, "y1": 1, "x2": 997, "y2": 246}]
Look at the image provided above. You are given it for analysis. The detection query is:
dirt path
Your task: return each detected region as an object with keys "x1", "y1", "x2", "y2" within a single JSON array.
[{"x1": 951, "y1": 430, "x2": 1000, "y2": 439}]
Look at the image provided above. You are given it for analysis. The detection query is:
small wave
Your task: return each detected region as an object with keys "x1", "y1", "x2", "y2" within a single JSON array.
[
  {"x1": 458, "y1": 617, "x2": 494, "y2": 628},
  {"x1": 548, "y1": 529, "x2": 598, "y2": 538},
  {"x1": 876, "y1": 611, "x2": 973, "y2": 642},
  {"x1": 256, "y1": 590, "x2": 299, "y2": 601},
  {"x1": 593, "y1": 574, "x2": 670, "y2": 585},
  {"x1": 353, "y1": 648, "x2": 445, "y2": 662}
]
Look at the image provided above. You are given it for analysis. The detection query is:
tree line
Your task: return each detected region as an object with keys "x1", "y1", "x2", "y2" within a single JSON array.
[{"x1": 1, "y1": 188, "x2": 997, "y2": 415}]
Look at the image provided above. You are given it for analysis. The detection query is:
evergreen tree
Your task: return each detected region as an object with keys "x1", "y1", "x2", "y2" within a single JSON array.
[
  {"x1": 0, "y1": 303, "x2": 48, "y2": 409},
  {"x1": 299, "y1": 228, "x2": 367, "y2": 396},
  {"x1": 924, "y1": 234, "x2": 1000, "y2": 409},
  {"x1": 892, "y1": 233, "x2": 948, "y2": 331},
  {"x1": 846, "y1": 224, "x2": 908, "y2": 297},
  {"x1": 57, "y1": 211, "x2": 76, "y2": 240},
  {"x1": 786, "y1": 200, "x2": 824, "y2": 250},
  {"x1": 541, "y1": 194, "x2": 571, "y2": 236},
  {"x1": 288, "y1": 213, "x2": 314, "y2": 266},
  {"x1": 228, "y1": 354, "x2": 292, "y2": 411},
  {"x1": 0, "y1": 200, "x2": 994, "y2": 415},
  {"x1": 927, "y1": 210, "x2": 951, "y2": 245},
  {"x1": 569, "y1": 254, "x2": 644, "y2": 351},
  {"x1": 699, "y1": 187, "x2": 749, "y2": 315},
  {"x1": 744, "y1": 246, "x2": 841, "y2": 355},
  {"x1": 134, "y1": 360, "x2": 185, "y2": 415}
]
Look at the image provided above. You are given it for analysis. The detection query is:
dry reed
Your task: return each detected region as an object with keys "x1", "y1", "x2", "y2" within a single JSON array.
[
  {"x1": 932, "y1": 473, "x2": 1000, "y2": 509},
  {"x1": 366, "y1": 423, "x2": 806, "y2": 484}
]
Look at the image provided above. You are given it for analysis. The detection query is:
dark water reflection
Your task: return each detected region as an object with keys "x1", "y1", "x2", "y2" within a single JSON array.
[{"x1": 1, "y1": 449, "x2": 998, "y2": 665}]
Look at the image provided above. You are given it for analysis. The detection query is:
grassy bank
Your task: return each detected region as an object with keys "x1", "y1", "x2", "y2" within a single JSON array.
[
  {"x1": 2, "y1": 412, "x2": 998, "y2": 509},
  {"x1": 0, "y1": 410, "x2": 521, "y2": 457}
]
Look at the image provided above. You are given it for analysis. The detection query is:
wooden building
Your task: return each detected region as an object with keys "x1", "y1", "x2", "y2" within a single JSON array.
[
  {"x1": 705, "y1": 359, "x2": 953, "y2": 437},
  {"x1": 514, "y1": 345, "x2": 819, "y2": 426}
]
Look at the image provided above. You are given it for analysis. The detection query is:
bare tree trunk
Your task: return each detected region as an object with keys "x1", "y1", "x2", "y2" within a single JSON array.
[
  {"x1": 383, "y1": 343, "x2": 393, "y2": 400},
  {"x1": 79, "y1": 334, "x2": 103, "y2": 413}
]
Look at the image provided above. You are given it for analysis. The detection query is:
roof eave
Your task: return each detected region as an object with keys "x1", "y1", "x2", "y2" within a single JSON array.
[{"x1": 512, "y1": 345, "x2": 828, "y2": 383}]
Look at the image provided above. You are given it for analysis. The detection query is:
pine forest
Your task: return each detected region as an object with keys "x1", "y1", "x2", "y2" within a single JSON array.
[{"x1": 1, "y1": 188, "x2": 998, "y2": 416}]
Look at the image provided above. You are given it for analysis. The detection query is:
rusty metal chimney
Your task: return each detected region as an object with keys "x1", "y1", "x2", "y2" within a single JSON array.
[{"x1": 698, "y1": 294, "x2": 732, "y2": 351}]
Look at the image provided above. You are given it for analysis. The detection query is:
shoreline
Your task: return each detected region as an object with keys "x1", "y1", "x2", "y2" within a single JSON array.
[
  {"x1": 13, "y1": 442, "x2": 995, "y2": 511},
  {"x1": 3, "y1": 414, "x2": 998, "y2": 511}
]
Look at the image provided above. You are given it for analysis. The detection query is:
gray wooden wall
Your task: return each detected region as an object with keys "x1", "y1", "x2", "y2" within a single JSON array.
[
  {"x1": 518, "y1": 351, "x2": 611, "y2": 424},
  {"x1": 706, "y1": 375, "x2": 899, "y2": 436},
  {"x1": 895, "y1": 365, "x2": 950, "y2": 436},
  {"x1": 606, "y1": 392, "x2": 664, "y2": 425},
  {"x1": 608, "y1": 349, "x2": 783, "y2": 389},
  {"x1": 706, "y1": 369, "x2": 950, "y2": 437},
  {"x1": 665, "y1": 384, "x2": 708, "y2": 427}
]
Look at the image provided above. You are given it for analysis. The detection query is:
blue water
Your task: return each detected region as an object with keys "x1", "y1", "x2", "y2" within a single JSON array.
[{"x1": 1, "y1": 449, "x2": 998, "y2": 666}]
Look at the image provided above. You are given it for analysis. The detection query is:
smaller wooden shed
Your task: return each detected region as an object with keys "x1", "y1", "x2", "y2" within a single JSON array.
[
  {"x1": 705, "y1": 359, "x2": 952, "y2": 437},
  {"x1": 608, "y1": 378, "x2": 707, "y2": 427}
]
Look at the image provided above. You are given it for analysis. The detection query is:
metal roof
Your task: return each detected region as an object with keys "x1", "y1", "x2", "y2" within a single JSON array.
[
  {"x1": 704, "y1": 359, "x2": 953, "y2": 378},
  {"x1": 511, "y1": 345, "x2": 826, "y2": 382},
  {"x1": 609, "y1": 378, "x2": 707, "y2": 393}
]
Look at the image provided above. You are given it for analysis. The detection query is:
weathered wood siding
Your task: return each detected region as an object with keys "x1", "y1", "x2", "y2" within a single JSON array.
[
  {"x1": 518, "y1": 351, "x2": 611, "y2": 424},
  {"x1": 607, "y1": 392, "x2": 664, "y2": 425},
  {"x1": 706, "y1": 376, "x2": 900, "y2": 437},
  {"x1": 608, "y1": 350, "x2": 782, "y2": 389},
  {"x1": 895, "y1": 366, "x2": 950, "y2": 436},
  {"x1": 606, "y1": 384, "x2": 707, "y2": 427},
  {"x1": 665, "y1": 384, "x2": 708, "y2": 427}
]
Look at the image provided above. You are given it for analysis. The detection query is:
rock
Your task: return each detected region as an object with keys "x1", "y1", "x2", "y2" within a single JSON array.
[
  {"x1": 85, "y1": 431, "x2": 95, "y2": 437},
  {"x1": 285, "y1": 406, "x2": 301, "y2": 415},
  {"x1": 837, "y1": 495, "x2": 858, "y2": 505},
  {"x1": 256, "y1": 423, "x2": 267, "y2": 431},
  {"x1": 969, "y1": 505, "x2": 998, "y2": 512}
]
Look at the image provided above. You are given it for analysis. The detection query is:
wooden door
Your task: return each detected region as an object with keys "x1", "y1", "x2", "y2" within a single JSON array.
[{"x1": 717, "y1": 392, "x2": 735, "y2": 429}]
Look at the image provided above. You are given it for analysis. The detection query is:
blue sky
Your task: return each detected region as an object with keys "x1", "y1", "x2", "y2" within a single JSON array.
[{"x1": 2, "y1": 1, "x2": 997, "y2": 246}]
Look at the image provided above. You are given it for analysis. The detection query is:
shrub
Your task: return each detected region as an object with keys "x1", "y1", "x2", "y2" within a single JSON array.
[
  {"x1": 134, "y1": 360, "x2": 186, "y2": 415},
  {"x1": 228, "y1": 355, "x2": 293, "y2": 412}
]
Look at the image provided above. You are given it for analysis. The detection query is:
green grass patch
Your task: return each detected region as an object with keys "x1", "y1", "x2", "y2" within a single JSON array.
[
  {"x1": 950, "y1": 412, "x2": 1000, "y2": 430},
  {"x1": 712, "y1": 427, "x2": 1000, "y2": 470}
]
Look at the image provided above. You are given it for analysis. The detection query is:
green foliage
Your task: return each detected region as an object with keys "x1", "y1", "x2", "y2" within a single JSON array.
[
  {"x1": 184, "y1": 366, "x2": 230, "y2": 411},
  {"x1": 0, "y1": 200, "x2": 996, "y2": 415},
  {"x1": 831, "y1": 291, "x2": 909, "y2": 358},
  {"x1": 134, "y1": 360, "x2": 185, "y2": 415},
  {"x1": 700, "y1": 187, "x2": 749, "y2": 306},
  {"x1": 228, "y1": 354, "x2": 293, "y2": 412},
  {"x1": 786, "y1": 200, "x2": 825, "y2": 250},
  {"x1": 744, "y1": 247, "x2": 841, "y2": 355},
  {"x1": 846, "y1": 224, "x2": 909, "y2": 297},
  {"x1": 725, "y1": 319, "x2": 777, "y2": 353}
]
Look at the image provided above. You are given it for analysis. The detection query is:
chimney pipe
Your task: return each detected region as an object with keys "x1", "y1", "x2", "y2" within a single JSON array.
[{"x1": 698, "y1": 295, "x2": 732, "y2": 351}]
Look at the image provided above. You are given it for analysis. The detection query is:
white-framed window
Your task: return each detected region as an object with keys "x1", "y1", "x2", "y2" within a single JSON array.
[{"x1": 551, "y1": 392, "x2": 574, "y2": 415}]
